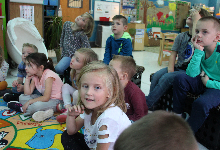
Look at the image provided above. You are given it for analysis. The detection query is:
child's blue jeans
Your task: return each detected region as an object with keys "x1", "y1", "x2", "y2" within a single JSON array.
[
  {"x1": 146, "y1": 67, "x2": 186, "y2": 109},
  {"x1": 173, "y1": 73, "x2": 220, "y2": 133},
  {"x1": 55, "y1": 57, "x2": 71, "y2": 75}
]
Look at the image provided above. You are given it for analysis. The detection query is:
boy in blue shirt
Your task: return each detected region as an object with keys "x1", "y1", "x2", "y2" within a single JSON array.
[
  {"x1": 173, "y1": 16, "x2": 220, "y2": 133},
  {"x1": 103, "y1": 15, "x2": 133, "y2": 65}
]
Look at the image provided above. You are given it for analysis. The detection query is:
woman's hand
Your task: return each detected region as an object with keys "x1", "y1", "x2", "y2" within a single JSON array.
[
  {"x1": 67, "y1": 105, "x2": 85, "y2": 117},
  {"x1": 22, "y1": 101, "x2": 30, "y2": 113},
  {"x1": 191, "y1": 35, "x2": 204, "y2": 51}
]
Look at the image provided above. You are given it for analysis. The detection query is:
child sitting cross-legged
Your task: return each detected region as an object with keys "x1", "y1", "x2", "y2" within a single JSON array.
[
  {"x1": 103, "y1": 15, "x2": 133, "y2": 65},
  {"x1": 56, "y1": 48, "x2": 98, "y2": 123},
  {"x1": 109, "y1": 55, "x2": 148, "y2": 122},
  {"x1": 7, "y1": 53, "x2": 63, "y2": 122},
  {"x1": 61, "y1": 61, "x2": 131, "y2": 150}
]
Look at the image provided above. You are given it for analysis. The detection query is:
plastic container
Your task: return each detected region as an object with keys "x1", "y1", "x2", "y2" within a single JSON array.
[
  {"x1": 46, "y1": 10, "x2": 55, "y2": 16},
  {"x1": 49, "y1": 0, "x2": 58, "y2": 6},
  {"x1": 99, "y1": 17, "x2": 110, "y2": 22},
  {"x1": 44, "y1": 0, "x2": 49, "y2": 5}
]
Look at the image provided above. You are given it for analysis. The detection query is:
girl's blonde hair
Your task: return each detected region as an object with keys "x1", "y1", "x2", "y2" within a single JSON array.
[
  {"x1": 72, "y1": 12, "x2": 94, "y2": 38},
  {"x1": 77, "y1": 61, "x2": 127, "y2": 117},
  {"x1": 70, "y1": 48, "x2": 98, "y2": 89},
  {"x1": 0, "y1": 46, "x2": 4, "y2": 68}
]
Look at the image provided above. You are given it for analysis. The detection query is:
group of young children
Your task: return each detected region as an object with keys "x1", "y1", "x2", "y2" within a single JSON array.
[{"x1": 1, "y1": 6, "x2": 220, "y2": 149}]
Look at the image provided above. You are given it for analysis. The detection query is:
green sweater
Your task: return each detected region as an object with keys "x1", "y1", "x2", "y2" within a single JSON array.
[{"x1": 186, "y1": 42, "x2": 220, "y2": 90}]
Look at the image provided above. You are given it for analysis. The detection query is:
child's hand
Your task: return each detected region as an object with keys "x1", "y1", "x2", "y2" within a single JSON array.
[
  {"x1": 22, "y1": 101, "x2": 30, "y2": 113},
  {"x1": 12, "y1": 80, "x2": 18, "y2": 87},
  {"x1": 25, "y1": 75, "x2": 35, "y2": 80},
  {"x1": 17, "y1": 84, "x2": 24, "y2": 92},
  {"x1": 67, "y1": 105, "x2": 85, "y2": 117},
  {"x1": 190, "y1": 8, "x2": 201, "y2": 23},
  {"x1": 200, "y1": 71, "x2": 209, "y2": 86},
  {"x1": 191, "y1": 35, "x2": 204, "y2": 51}
]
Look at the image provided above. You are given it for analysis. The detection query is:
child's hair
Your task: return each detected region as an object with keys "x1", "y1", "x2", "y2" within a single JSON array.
[
  {"x1": 77, "y1": 61, "x2": 127, "y2": 117},
  {"x1": 112, "y1": 15, "x2": 128, "y2": 26},
  {"x1": 25, "y1": 53, "x2": 55, "y2": 72},
  {"x1": 112, "y1": 55, "x2": 136, "y2": 80},
  {"x1": 199, "y1": 8, "x2": 212, "y2": 17},
  {"x1": 114, "y1": 110, "x2": 198, "y2": 150},
  {"x1": 72, "y1": 12, "x2": 94, "y2": 38},
  {"x1": 22, "y1": 43, "x2": 38, "y2": 52},
  {"x1": 0, "y1": 46, "x2": 4, "y2": 68},
  {"x1": 70, "y1": 48, "x2": 99, "y2": 82},
  {"x1": 198, "y1": 16, "x2": 220, "y2": 31}
]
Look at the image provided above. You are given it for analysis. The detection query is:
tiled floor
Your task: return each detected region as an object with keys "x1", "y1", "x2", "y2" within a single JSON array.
[{"x1": 5, "y1": 47, "x2": 208, "y2": 149}]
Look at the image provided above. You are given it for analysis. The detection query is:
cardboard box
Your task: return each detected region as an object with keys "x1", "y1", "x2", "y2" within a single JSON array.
[{"x1": 127, "y1": 23, "x2": 145, "y2": 50}]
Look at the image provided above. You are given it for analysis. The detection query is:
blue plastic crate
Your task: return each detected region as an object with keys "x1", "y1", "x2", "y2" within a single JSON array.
[
  {"x1": 49, "y1": 0, "x2": 58, "y2": 6},
  {"x1": 46, "y1": 10, "x2": 55, "y2": 16},
  {"x1": 44, "y1": 0, "x2": 48, "y2": 5}
]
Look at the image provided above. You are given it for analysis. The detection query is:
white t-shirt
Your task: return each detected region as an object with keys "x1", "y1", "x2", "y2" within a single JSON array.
[{"x1": 80, "y1": 105, "x2": 131, "y2": 150}]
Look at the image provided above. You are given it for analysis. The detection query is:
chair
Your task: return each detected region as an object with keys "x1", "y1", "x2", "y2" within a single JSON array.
[
  {"x1": 158, "y1": 33, "x2": 178, "y2": 66},
  {"x1": 131, "y1": 65, "x2": 145, "y2": 88}
]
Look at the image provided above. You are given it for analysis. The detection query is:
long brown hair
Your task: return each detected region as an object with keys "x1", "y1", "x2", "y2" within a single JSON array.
[{"x1": 77, "y1": 61, "x2": 127, "y2": 117}]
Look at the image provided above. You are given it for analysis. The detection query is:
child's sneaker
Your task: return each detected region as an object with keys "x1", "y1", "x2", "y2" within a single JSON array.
[
  {"x1": 7, "y1": 101, "x2": 22, "y2": 112},
  {"x1": 3, "y1": 93, "x2": 20, "y2": 102},
  {"x1": 56, "y1": 103, "x2": 66, "y2": 113},
  {"x1": 56, "y1": 109, "x2": 68, "y2": 123},
  {"x1": 32, "y1": 109, "x2": 54, "y2": 122}
]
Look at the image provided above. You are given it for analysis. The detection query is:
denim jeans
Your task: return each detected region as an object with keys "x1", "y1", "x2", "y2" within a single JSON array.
[
  {"x1": 55, "y1": 57, "x2": 71, "y2": 75},
  {"x1": 173, "y1": 74, "x2": 220, "y2": 133},
  {"x1": 146, "y1": 67, "x2": 186, "y2": 109}
]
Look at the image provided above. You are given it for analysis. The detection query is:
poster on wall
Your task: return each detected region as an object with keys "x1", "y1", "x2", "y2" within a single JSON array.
[
  {"x1": 20, "y1": 5, "x2": 34, "y2": 24},
  {"x1": 94, "y1": 1, "x2": 120, "y2": 21},
  {"x1": 137, "y1": 0, "x2": 190, "y2": 30}
]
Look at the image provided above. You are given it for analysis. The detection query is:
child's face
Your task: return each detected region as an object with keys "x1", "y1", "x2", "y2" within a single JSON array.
[
  {"x1": 195, "y1": 20, "x2": 218, "y2": 47},
  {"x1": 70, "y1": 51, "x2": 85, "y2": 71},
  {"x1": 25, "y1": 61, "x2": 39, "y2": 77},
  {"x1": 80, "y1": 71, "x2": 109, "y2": 112},
  {"x1": 112, "y1": 19, "x2": 127, "y2": 36},
  {"x1": 109, "y1": 60, "x2": 123, "y2": 80},
  {"x1": 75, "y1": 14, "x2": 88, "y2": 29},
  {"x1": 22, "y1": 47, "x2": 36, "y2": 62}
]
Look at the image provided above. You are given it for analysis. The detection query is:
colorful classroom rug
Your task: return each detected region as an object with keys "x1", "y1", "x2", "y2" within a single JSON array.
[{"x1": 0, "y1": 96, "x2": 66, "y2": 150}]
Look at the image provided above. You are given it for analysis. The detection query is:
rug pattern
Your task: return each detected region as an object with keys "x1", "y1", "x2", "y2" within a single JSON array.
[{"x1": 0, "y1": 97, "x2": 66, "y2": 150}]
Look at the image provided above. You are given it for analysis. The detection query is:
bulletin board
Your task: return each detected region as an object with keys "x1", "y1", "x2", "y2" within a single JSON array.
[
  {"x1": 137, "y1": 0, "x2": 190, "y2": 31},
  {"x1": 94, "y1": 1, "x2": 120, "y2": 21}
]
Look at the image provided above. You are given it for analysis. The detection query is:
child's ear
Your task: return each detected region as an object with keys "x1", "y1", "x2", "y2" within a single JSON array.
[
  {"x1": 215, "y1": 31, "x2": 220, "y2": 42},
  {"x1": 39, "y1": 65, "x2": 44, "y2": 71},
  {"x1": 121, "y1": 72, "x2": 128, "y2": 80},
  {"x1": 123, "y1": 25, "x2": 128, "y2": 31}
]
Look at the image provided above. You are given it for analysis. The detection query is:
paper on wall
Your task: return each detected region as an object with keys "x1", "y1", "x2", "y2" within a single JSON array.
[{"x1": 20, "y1": 5, "x2": 34, "y2": 24}]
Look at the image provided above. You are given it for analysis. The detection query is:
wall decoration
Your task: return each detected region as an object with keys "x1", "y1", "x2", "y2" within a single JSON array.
[{"x1": 137, "y1": 0, "x2": 190, "y2": 31}]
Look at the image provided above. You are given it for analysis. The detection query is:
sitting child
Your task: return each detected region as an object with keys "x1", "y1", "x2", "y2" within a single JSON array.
[
  {"x1": 146, "y1": 8, "x2": 211, "y2": 110},
  {"x1": 61, "y1": 61, "x2": 131, "y2": 150},
  {"x1": 7, "y1": 53, "x2": 63, "y2": 122},
  {"x1": 56, "y1": 48, "x2": 98, "y2": 123},
  {"x1": 109, "y1": 55, "x2": 148, "y2": 122},
  {"x1": 114, "y1": 110, "x2": 198, "y2": 150},
  {"x1": 103, "y1": 15, "x2": 133, "y2": 65},
  {"x1": 0, "y1": 46, "x2": 10, "y2": 96},
  {"x1": 3, "y1": 43, "x2": 39, "y2": 101},
  {"x1": 173, "y1": 16, "x2": 220, "y2": 133}
]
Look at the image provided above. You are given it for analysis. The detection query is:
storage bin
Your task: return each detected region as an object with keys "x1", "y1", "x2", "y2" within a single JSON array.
[
  {"x1": 99, "y1": 17, "x2": 110, "y2": 22},
  {"x1": 44, "y1": 0, "x2": 49, "y2": 5},
  {"x1": 49, "y1": 0, "x2": 58, "y2": 6},
  {"x1": 46, "y1": 10, "x2": 55, "y2": 16}
]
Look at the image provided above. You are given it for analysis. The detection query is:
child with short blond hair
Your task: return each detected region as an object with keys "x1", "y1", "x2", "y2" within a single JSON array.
[
  {"x1": 103, "y1": 15, "x2": 133, "y2": 65},
  {"x1": 110, "y1": 55, "x2": 148, "y2": 122},
  {"x1": 173, "y1": 16, "x2": 220, "y2": 133}
]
